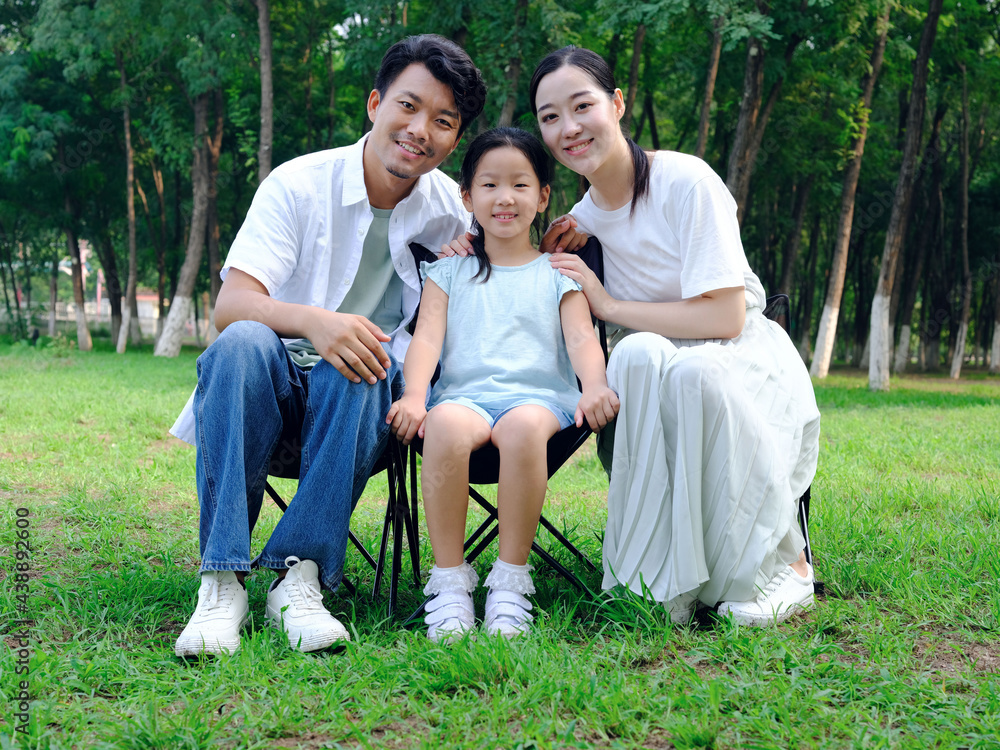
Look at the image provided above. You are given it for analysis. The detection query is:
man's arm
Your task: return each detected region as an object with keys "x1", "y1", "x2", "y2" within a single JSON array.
[{"x1": 215, "y1": 268, "x2": 392, "y2": 385}]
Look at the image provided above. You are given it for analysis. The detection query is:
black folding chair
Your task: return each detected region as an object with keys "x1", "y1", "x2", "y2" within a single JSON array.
[
  {"x1": 762, "y1": 292, "x2": 816, "y2": 573},
  {"x1": 263, "y1": 439, "x2": 421, "y2": 613}
]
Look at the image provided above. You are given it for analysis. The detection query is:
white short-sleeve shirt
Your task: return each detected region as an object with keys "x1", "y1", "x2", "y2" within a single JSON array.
[
  {"x1": 570, "y1": 150, "x2": 766, "y2": 310},
  {"x1": 170, "y1": 135, "x2": 470, "y2": 444}
]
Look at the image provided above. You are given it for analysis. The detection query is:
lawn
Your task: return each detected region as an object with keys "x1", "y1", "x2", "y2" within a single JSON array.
[{"x1": 1, "y1": 337, "x2": 998, "y2": 749}]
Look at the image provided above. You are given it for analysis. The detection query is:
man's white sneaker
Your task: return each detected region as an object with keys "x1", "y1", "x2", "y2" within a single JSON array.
[
  {"x1": 174, "y1": 571, "x2": 249, "y2": 657},
  {"x1": 484, "y1": 589, "x2": 534, "y2": 638},
  {"x1": 718, "y1": 563, "x2": 815, "y2": 626},
  {"x1": 266, "y1": 557, "x2": 350, "y2": 651}
]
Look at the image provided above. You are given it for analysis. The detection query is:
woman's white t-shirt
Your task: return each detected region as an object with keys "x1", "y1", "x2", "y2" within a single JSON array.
[{"x1": 570, "y1": 150, "x2": 766, "y2": 310}]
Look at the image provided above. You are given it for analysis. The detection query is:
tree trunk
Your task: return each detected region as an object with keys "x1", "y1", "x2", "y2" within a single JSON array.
[
  {"x1": 623, "y1": 24, "x2": 646, "y2": 133},
  {"x1": 779, "y1": 175, "x2": 814, "y2": 294},
  {"x1": 324, "y1": 29, "x2": 338, "y2": 148},
  {"x1": 696, "y1": 16, "x2": 723, "y2": 159},
  {"x1": 607, "y1": 32, "x2": 622, "y2": 77},
  {"x1": 47, "y1": 249, "x2": 58, "y2": 336},
  {"x1": 206, "y1": 87, "x2": 225, "y2": 344},
  {"x1": 257, "y1": 0, "x2": 273, "y2": 182},
  {"x1": 117, "y1": 51, "x2": 140, "y2": 353},
  {"x1": 726, "y1": 37, "x2": 765, "y2": 218},
  {"x1": 155, "y1": 93, "x2": 210, "y2": 358},
  {"x1": 798, "y1": 210, "x2": 822, "y2": 362},
  {"x1": 810, "y1": 10, "x2": 890, "y2": 378},
  {"x1": 869, "y1": 0, "x2": 942, "y2": 390},
  {"x1": 725, "y1": 21, "x2": 804, "y2": 224},
  {"x1": 64, "y1": 208, "x2": 91, "y2": 351},
  {"x1": 644, "y1": 91, "x2": 660, "y2": 150},
  {"x1": 93, "y1": 228, "x2": 124, "y2": 346},
  {"x1": 497, "y1": 0, "x2": 529, "y2": 127},
  {"x1": 990, "y1": 269, "x2": 1000, "y2": 373},
  {"x1": 896, "y1": 104, "x2": 945, "y2": 372},
  {"x1": 949, "y1": 63, "x2": 971, "y2": 379}
]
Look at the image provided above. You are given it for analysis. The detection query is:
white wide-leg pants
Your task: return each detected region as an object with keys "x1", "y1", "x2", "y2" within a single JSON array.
[{"x1": 601, "y1": 308, "x2": 821, "y2": 605}]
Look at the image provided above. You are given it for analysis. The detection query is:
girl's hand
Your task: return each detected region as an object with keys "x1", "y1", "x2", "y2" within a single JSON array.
[
  {"x1": 575, "y1": 386, "x2": 620, "y2": 432},
  {"x1": 550, "y1": 253, "x2": 617, "y2": 321},
  {"x1": 539, "y1": 215, "x2": 587, "y2": 254},
  {"x1": 439, "y1": 232, "x2": 476, "y2": 258},
  {"x1": 386, "y1": 394, "x2": 427, "y2": 445}
]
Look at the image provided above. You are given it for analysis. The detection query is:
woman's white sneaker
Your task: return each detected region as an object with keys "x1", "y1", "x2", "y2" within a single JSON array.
[
  {"x1": 718, "y1": 563, "x2": 815, "y2": 626},
  {"x1": 266, "y1": 557, "x2": 350, "y2": 651},
  {"x1": 174, "y1": 571, "x2": 249, "y2": 657}
]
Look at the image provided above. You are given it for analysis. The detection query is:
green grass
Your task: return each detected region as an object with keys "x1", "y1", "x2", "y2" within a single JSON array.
[{"x1": 1, "y1": 339, "x2": 998, "y2": 749}]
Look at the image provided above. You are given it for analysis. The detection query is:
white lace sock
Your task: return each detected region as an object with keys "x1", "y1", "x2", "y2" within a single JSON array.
[
  {"x1": 423, "y1": 562, "x2": 478, "y2": 596},
  {"x1": 484, "y1": 559, "x2": 535, "y2": 596}
]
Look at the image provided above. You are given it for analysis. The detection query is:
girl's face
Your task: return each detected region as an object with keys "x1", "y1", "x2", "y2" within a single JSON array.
[
  {"x1": 534, "y1": 64, "x2": 626, "y2": 178},
  {"x1": 462, "y1": 146, "x2": 550, "y2": 243}
]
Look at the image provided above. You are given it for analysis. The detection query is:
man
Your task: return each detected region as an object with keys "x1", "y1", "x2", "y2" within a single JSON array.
[{"x1": 170, "y1": 35, "x2": 487, "y2": 656}]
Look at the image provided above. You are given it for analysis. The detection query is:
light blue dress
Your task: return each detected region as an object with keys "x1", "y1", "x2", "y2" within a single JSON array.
[{"x1": 421, "y1": 254, "x2": 583, "y2": 429}]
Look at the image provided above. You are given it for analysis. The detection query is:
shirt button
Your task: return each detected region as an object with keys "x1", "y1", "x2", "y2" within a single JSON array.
[
  {"x1": 343, "y1": 279, "x2": 350, "y2": 286},
  {"x1": 357, "y1": 228, "x2": 364, "y2": 237}
]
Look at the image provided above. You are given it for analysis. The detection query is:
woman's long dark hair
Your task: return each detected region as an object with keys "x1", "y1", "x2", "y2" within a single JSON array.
[
  {"x1": 458, "y1": 127, "x2": 553, "y2": 282},
  {"x1": 528, "y1": 46, "x2": 650, "y2": 217}
]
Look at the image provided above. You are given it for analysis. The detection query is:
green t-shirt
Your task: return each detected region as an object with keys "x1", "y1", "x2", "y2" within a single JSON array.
[{"x1": 286, "y1": 206, "x2": 404, "y2": 370}]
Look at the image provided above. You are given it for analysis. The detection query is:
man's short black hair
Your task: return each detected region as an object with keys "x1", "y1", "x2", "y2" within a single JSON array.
[{"x1": 374, "y1": 34, "x2": 486, "y2": 138}]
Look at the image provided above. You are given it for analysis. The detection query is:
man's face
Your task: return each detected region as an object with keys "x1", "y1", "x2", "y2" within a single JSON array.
[{"x1": 366, "y1": 63, "x2": 462, "y2": 181}]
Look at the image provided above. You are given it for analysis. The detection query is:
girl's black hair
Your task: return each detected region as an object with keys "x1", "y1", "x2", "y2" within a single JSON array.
[
  {"x1": 528, "y1": 46, "x2": 650, "y2": 217},
  {"x1": 458, "y1": 127, "x2": 553, "y2": 282}
]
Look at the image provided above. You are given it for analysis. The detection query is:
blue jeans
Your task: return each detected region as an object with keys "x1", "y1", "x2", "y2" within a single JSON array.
[{"x1": 193, "y1": 320, "x2": 404, "y2": 590}]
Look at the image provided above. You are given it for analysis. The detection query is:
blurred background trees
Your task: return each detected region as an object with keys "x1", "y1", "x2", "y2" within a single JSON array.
[{"x1": 1, "y1": 0, "x2": 998, "y2": 386}]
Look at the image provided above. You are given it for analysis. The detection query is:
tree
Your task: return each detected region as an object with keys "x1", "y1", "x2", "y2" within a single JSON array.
[
  {"x1": 810, "y1": 3, "x2": 890, "y2": 378},
  {"x1": 868, "y1": 0, "x2": 943, "y2": 391}
]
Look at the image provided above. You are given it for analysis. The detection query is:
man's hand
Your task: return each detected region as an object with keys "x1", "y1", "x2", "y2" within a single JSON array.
[
  {"x1": 439, "y1": 231, "x2": 476, "y2": 258},
  {"x1": 386, "y1": 393, "x2": 427, "y2": 445},
  {"x1": 575, "y1": 385, "x2": 620, "y2": 432},
  {"x1": 539, "y1": 215, "x2": 587, "y2": 254},
  {"x1": 307, "y1": 310, "x2": 392, "y2": 384}
]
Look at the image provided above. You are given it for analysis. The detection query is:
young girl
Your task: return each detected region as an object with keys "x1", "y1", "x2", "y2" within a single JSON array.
[
  {"x1": 386, "y1": 127, "x2": 619, "y2": 641},
  {"x1": 527, "y1": 47, "x2": 822, "y2": 626}
]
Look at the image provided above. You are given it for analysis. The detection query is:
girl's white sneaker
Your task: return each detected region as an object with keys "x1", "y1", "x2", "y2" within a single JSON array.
[{"x1": 484, "y1": 588, "x2": 534, "y2": 638}]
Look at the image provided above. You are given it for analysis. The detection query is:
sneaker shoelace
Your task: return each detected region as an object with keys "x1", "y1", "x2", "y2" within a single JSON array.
[
  {"x1": 756, "y1": 566, "x2": 793, "y2": 602},
  {"x1": 199, "y1": 576, "x2": 235, "y2": 614},
  {"x1": 285, "y1": 569, "x2": 325, "y2": 612}
]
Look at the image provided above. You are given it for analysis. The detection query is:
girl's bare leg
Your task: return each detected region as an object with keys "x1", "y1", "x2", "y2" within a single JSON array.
[
  {"x1": 422, "y1": 403, "x2": 492, "y2": 568},
  {"x1": 490, "y1": 405, "x2": 561, "y2": 566}
]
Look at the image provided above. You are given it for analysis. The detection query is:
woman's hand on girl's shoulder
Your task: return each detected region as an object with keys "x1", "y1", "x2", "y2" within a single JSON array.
[
  {"x1": 439, "y1": 232, "x2": 476, "y2": 258},
  {"x1": 550, "y1": 253, "x2": 615, "y2": 321},
  {"x1": 386, "y1": 394, "x2": 427, "y2": 445},
  {"x1": 575, "y1": 386, "x2": 620, "y2": 432},
  {"x1": 540, "y1": 215, "x2": 587, "y2": 254}
]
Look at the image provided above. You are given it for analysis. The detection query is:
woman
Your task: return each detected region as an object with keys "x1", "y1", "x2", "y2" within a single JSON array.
[{"x1": 529, "y1": 46, "x2": 821, "y2": 626}]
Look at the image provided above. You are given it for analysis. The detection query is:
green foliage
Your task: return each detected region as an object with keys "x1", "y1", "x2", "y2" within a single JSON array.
[{"x1": 0, "y1": 0, "x2": 998, "y2": 367}]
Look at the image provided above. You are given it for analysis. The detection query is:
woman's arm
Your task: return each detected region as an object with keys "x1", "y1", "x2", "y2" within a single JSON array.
[
  {"x1": 549, "y1": 253, "x2": 746, "y2": 340},
  {"x1": 559, "y1": 291, "x2": 620, "y2": 431},
  {"x1": 386, "y1": 279, "x2": 449, "y2": 444}
]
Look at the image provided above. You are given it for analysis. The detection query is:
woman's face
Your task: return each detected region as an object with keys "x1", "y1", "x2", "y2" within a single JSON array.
[{"x1": 534, "y1": 64, "x2": 626, "y2": 178}]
